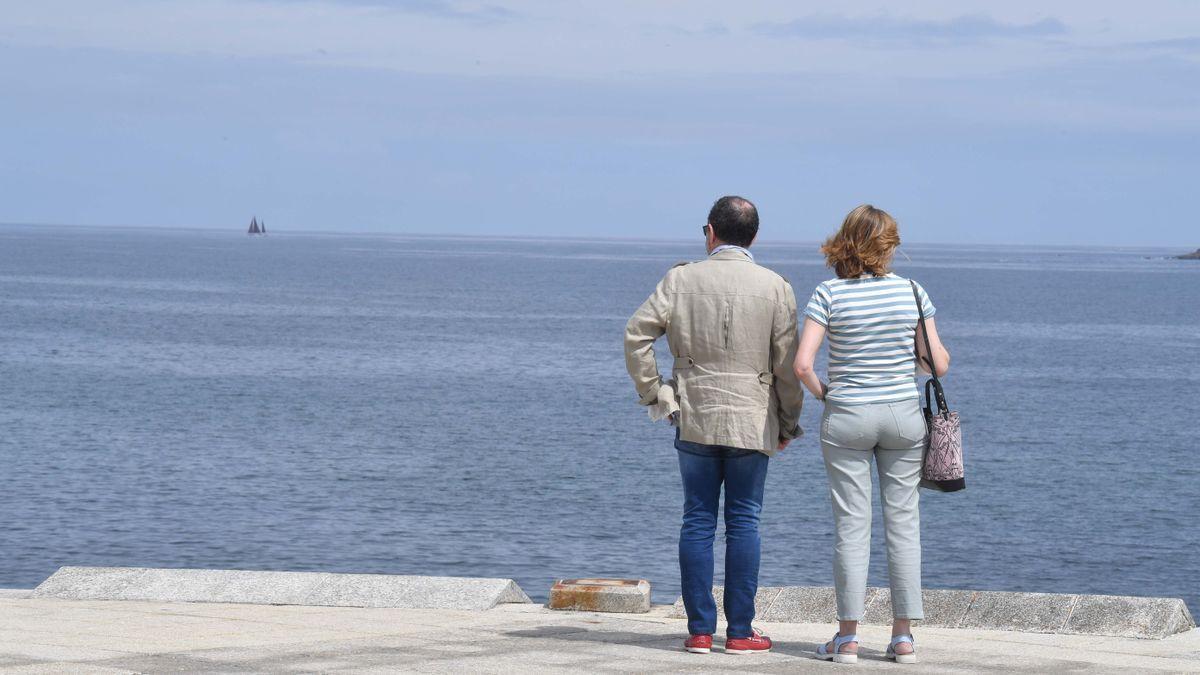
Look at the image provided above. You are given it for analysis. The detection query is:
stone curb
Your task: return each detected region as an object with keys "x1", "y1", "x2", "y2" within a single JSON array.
[
  {"x1": 667, "y1": 586, "x2": 1195, "y2": 639},
  {"x1": 31, "y1": 566, "x2": 532, "y2": 611}
]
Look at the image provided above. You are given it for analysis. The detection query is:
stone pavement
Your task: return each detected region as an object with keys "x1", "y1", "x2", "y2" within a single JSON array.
[{"x1": 2, "y1": 595, "x2": 1199, "y2": 673}]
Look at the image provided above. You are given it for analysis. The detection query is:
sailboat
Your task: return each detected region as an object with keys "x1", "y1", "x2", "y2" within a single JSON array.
[{"x1": 248, "y1": 216, "x2": 264, "y2": 235}]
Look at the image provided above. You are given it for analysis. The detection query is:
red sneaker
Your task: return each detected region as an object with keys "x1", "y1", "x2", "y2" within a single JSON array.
[
  {"x1": 684, "y1": 634, "x2": 713, "y2": 654},
  {"x1": 725, "y1": 628, "x2": 772, "y2": 654}
]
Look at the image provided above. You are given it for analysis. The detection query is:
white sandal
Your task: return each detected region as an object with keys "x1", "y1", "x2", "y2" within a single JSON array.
[
  {"x1": 815, "y1": 632, "x2": 858, "y2": 664},
  {"x1": 886, "y1": 634, "x2": 917, "y2": 664}
]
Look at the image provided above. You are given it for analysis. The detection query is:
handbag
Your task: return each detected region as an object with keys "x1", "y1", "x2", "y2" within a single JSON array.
[{"x1": 910, "y1": 281, "x2": 965, "y2": 492}]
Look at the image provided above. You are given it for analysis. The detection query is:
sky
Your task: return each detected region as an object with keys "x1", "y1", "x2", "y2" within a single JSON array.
[{"x1": 1, "y1": 1, "x2": 1198, "y2": 246}]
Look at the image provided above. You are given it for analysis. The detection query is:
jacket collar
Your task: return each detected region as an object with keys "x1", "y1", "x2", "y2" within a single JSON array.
[{"x1": 708, "y1": 246, "x2": 755, "y2": 262}]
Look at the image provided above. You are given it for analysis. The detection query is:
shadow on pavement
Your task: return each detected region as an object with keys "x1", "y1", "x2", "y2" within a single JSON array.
[{"x1": 502, "y1": 625, "x2": 680, "y2": 652}]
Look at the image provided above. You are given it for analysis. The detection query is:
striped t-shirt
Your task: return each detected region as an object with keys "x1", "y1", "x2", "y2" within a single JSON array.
[{"x1": 804, "y1": 273, "x2": 935, "y2": 405}]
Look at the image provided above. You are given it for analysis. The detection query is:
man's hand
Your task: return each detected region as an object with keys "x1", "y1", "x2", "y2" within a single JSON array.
[{"x1": 777, "y1": 437, "x2": 792, "y2": 451}]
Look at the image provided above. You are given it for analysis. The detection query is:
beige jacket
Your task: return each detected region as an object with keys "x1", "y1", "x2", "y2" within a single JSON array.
[{"x1": 624, "y1": 247, "x2": 803, "y2": 456}]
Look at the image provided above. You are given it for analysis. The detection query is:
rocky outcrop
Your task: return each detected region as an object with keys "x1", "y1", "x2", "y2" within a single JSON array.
[{"x1": 1178, "y1": 249, "x2": 1200, "y2": 259}]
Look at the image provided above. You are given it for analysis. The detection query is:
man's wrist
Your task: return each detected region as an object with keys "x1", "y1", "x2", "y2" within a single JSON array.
[{"x1": 636, "y1": 380, "x2": 662, "y2": 406}]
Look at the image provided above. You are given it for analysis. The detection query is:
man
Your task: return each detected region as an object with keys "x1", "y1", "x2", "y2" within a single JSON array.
[{"x1": 624, "y1": 196, "x2": 803, "y2": 655}]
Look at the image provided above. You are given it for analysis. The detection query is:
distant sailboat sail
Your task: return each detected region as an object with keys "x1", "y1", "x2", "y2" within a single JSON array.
[
  {"x1": 248, "y1": 216, "x2": 261, "y2": 235},
  {"x1": 260, "y1": 220, "x2": 266, "y2": 234}
]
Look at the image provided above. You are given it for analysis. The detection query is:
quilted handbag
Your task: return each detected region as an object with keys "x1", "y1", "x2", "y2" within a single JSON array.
[{"x1": 911, "y1": 281, "x2": 965, "y2": 492}]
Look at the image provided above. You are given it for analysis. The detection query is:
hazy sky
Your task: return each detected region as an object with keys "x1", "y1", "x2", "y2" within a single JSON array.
[{"x1": 2, "y1": 1, "x2": 1198, "y2": 245}]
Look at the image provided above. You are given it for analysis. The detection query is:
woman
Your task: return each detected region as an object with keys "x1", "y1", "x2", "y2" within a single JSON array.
[{"x1": 794, "y1": 205, "x2": 950, "y2": 665}]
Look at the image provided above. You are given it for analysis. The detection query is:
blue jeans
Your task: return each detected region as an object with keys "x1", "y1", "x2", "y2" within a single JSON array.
[{"x1": 675, "y1": 436, "x2": 770, "y2": 638}]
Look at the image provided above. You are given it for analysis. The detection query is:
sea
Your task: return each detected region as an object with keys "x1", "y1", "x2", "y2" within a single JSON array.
[{"x1": 1, "y1": 225, "x2": 1197, "y2": 610}]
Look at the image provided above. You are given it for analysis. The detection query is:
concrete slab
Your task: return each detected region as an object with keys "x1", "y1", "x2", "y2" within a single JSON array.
[
  {"x1": 302, "y1": 570, "x2": 531, "y2": 609},
  {"x1": 672, "y1": 586, "x2": 1195, "y2": 639},
  {"x1": 2, "y1": 597, "x2": 1199, "y2": 673},
  {"x1": 31, "y1": 566, "x2": 532, "y2": 611},
  {"x1": 759, "y1": 585, "x2": 846, "y2": 623},
  {"x1": 863, "y1": 588, "x2": 976, "y2": 627},
  {"x1": 1064, "y1": 594, "x2": 1196, "y2": 639},
  {"x1": 548, "y1": 578, "x2": 651, "y2": 613},
  {"x1": 959, "y1": 590, "x2": 1076, "y2": 633}
]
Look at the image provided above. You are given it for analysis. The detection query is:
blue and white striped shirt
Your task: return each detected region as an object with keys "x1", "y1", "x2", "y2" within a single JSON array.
[{"x1": 804, "y1": 273, "x2": 935, "y2": 405}]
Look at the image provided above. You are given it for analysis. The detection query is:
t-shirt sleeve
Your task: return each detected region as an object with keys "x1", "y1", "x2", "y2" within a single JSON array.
[
  {"x1": 804, "y1": 283, "x2": 832, "y2": 327},
  {"x1": 913, "y1": 280, "x2": 936, "y2": 318}
]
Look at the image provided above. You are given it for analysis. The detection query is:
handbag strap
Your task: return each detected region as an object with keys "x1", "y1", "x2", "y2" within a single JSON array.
[{"x1": 910, "y1": 280, "x2": 950, "y2": 416}]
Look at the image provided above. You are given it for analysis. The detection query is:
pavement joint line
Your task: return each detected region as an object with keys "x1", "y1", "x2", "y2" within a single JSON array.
[
  {"x1": 955, "y1": 589, "x2": 979, "y2": 627},
  {"x1": 24, "y1": 611, "x2": 390, "y2": 635},
  {"x1": 1060, "y1": 593, "x2": 1081, "y2": 632},
  {"x1": 759, "y1": 589, "x2": 781, "y2": 619},
  {"x1": 4, "y1": 626, "x2": 395, "y2": 649},
  {"x1": 17, "y1": 600, "x2": 476, "y2": 630},
  {"x1": 197, "y1": 635, "x2": 619, "y2": 669},
  {"x1": 494, "y1": 626, "x2": 681, "y2": 646},
  {"x1": 3, "y1": 637, "x2": 147, "y2": 658},
  {"x1": 148, "y1": 610, "x2": 437, "y2": 631}
]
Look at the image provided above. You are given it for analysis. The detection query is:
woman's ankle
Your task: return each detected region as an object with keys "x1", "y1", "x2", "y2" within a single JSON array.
[
  {"x1": 890, "y1": 621, "x2": 914, "y2": 654},
  {"x1": 835, "y1": 620, "x2": 860, "y2": 652}
]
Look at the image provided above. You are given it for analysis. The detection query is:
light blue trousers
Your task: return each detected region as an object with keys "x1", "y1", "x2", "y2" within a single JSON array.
[{"x1": 820, "y1": 399, "x2": 925, "y2": 621}]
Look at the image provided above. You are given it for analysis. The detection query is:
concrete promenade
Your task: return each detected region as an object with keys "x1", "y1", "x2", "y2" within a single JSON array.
[{"x1": 3, "y1": 594, "x2": 1199, "y2": 673}]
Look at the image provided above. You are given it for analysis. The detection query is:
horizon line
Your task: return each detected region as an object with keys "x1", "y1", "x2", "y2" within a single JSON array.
[{"x1": 0, "y1": 220, "x2": 1194, "y2": 252}]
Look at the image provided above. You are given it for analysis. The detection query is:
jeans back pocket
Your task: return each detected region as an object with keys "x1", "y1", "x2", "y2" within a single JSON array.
[{"x1": 821, "y1": 406, "x2": 869, "y2": 449}]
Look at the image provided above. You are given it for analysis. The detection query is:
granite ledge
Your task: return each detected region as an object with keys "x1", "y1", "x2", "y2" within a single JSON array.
[
  {"x1": 669, "y1": 586, "x2": 1194, "y2": 639},
  {"x1": 31, "y1": 566, "x2": 532, "y2": 611}
]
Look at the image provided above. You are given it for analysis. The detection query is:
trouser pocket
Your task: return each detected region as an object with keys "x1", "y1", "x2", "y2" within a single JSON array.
[
  {"x1": 821, "y1": 403, "x2": 870, "y2": 450},
  {"x1": 887, "y1": 400, "x2": 927, "y2": 447}
]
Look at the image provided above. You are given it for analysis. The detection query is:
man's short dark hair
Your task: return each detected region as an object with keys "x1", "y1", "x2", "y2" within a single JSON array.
[{"x1": 707, "y1": 196, "x2": 759, "y2": 248}]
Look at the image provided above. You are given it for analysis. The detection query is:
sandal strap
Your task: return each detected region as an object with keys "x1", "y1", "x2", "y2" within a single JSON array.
[
  {"x1": 890, "y1": 634, "x2": 914, "y2": 646},
  {"x1": 887, "y1": 634, "x2": 915, "y2": 655},
  {"x1": 818, "y1": 632, "x2": 860, "y2": 656},
  {"x1": 833, "y1": 633, "x2": 859, "y2": 649}
]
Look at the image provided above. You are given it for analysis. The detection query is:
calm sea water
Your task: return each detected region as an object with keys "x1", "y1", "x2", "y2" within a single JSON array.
[{"x1": 1, "y1": 226, "x2": 1198, "y2": 610}]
